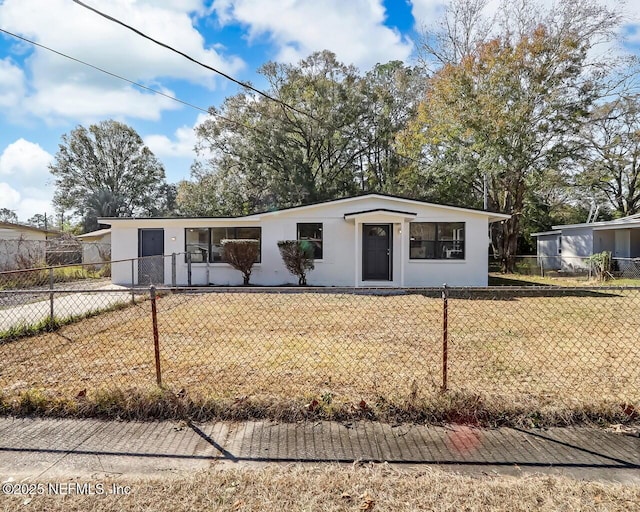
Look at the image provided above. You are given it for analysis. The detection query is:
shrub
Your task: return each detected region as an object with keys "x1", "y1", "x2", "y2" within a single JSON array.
[
  {"x1": 586, "y1": 251, "x2": 612, "y2": 281},
  {"x1": 277, "y1": 240, "x2": 315, "y2": 285},
  {"x1": 221, "y1": 239, "x2": 260, "y2": 285}
]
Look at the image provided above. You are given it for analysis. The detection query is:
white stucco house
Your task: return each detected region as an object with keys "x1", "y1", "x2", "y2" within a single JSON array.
[
  {"x1": 0, "y1": 221, "x2": 59, "y2": 271},
  {"x1": 100, "y1": 194, "x2": 509, "y2": 287},
  {"x1": 532, "y1": 213, "x2": 640, "y2": 272},
  {"x1": 76, "y1": 228, "x2": 111, "y2": 265}
]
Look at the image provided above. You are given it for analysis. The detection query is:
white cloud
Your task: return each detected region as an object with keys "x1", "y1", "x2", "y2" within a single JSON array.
[
  {"x1": 0, "y1": 139, "x2": 53, "y2": 179},
  {"x1": 0, "y1": 182, "x2": 52, "y2": 220},
  {"x1": 144, "y1": 113, "x2": 209, "y2": 158},
  {"x1": 0, "y1": 0, "x2": 245, "y2": 122},
  {"x1": 0, "y1": 140, "x2": 54, "y2": 221},
  {"x1": 213, "y1": 0, "x2": 413, "y2": 69},
  {"x1": 0, "y1": 58, "x2": 26, "y2": 110}
]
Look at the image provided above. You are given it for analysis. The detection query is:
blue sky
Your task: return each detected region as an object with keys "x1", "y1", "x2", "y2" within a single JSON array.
[{"x1": 0, "y1": 0, "x2": 638, "y2": 223}]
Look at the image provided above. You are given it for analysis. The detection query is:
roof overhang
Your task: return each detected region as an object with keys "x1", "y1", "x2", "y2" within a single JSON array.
[
  {"x1": 531, "y1": 230, "x2": 561, "y2": 237},
  {"x1": 343, "y1": 208, "x2": 417, "y2": 223}
]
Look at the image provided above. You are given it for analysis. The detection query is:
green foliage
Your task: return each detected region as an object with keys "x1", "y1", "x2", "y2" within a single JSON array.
[
  {"x1": 401, "y1": 24, "x2": 606, "y2": 270},
  {"x1": 49, "y1": 120, "x2": 169, "y2": 229},
  {"x1": 585, "y1": 251, "x2": 612, "y2": 281},
  {"x1": 0, "y1": 208, "x2": 18, "y2": 223},
  {"x1": 277, "y1": 240, "x2": 315, "y2": 285},
  {"x1": 177, "y1": 52, "x2": 425, "y2": 216},
  {"x1": 221, "y1": 240, "x2": 260, "y2": 285}
]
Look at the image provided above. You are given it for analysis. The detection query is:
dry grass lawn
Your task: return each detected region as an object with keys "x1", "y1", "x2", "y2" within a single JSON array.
[
  {"x1": 1, "y1": 465, "x2": 638, "y2": 512},
  {"x1": 1, "y1": 289, "x2": 639, "y2": 424}
]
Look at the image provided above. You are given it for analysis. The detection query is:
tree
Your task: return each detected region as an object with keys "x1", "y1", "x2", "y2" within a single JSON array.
[
  {"x1": 221, "y1": 240, "x2": 260, "y2": 285},
  {"x1": 277, "y1": 240, "x2": 315, "y2": 285},
  {"x1": 576, "y1": 96, "x2": 640, "y2": 217},
  {"x1": 178, "y1": 52, "x2": 423, "y2": 216},
  {"x1": 401, "y1": 0, "x2": 622, "y2": 270},
  {"x1": 26, "y1": 214, "x2": 48, "y2": 229},
  {"x1": 49, "y1": 120, "x2": 168, "y2": 228},
  {"x1": 0, "y1": 208, "x2": 18, "y2": 223}
]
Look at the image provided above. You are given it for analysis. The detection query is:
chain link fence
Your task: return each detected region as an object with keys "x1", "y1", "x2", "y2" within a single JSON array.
[
  {"x1": 0, "y1": 285, "x2": 638, "y2": 420},
  {"x1": 490, "y1": 255, "x2": 640, "y2": 280}
]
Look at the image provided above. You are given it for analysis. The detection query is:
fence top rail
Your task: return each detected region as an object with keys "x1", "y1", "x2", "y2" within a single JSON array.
[
  {"x1": 152, "y1": 285, "x2": 640, "y2": 294},
  {"x1": 0, "y1": 252, "x2": 187, "y2": 276},
  {"x1": 0, "y1": 288, "x2": 149, "y2": 295}
]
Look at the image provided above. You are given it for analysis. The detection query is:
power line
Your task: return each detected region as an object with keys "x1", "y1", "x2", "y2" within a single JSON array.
[
  {"x1": 0, "y1": 28, "x2": 209, "y2": 114},
  {"x1": 72, "y1": 0, "x2": 423, "y2": 166},
  {"x1": 0, "y1": 28, "x2": 268, "y2": 136},
  {"x1": 72, "y1": 0, "x2": 317, "y2": 121}
]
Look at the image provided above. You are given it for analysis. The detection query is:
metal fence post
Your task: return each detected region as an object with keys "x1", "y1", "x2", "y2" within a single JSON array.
[
  {"x1": 150, "y1": 286, "x2": 162, "y2": 387},
  {"x1": 171, "y1": 253, "x2": 177, "y2": 287},
  {"x1": 130, "y1": 259, "x2": 135, "y2": 304},
  {"x1": 187, "y1": 252, "x2": 192, "y2": 287},
  {"x1": 49, "y1": 267, "x2": 54, "y2": 329},
  {"x1": 441, "y1": 283, "x2": 448, "y2": 392}
]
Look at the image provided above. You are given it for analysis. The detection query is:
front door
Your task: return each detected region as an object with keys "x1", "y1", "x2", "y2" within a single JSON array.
[
  {"x1": 138, "y1": 229, "x2": 164, "y2": 285},
  {"x1": 363, "y1": 224, "x2": 392, "y2": 281}
]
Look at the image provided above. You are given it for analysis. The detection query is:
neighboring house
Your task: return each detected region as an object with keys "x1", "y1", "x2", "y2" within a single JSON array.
[
  {"x1": 533, "y1": 213, "x2": 640, "y2": 272},
  {"x1": 101, "y1": 194, "x2": 510, "y2": 287},
  {"x1": 76, "y1": 228, "x2": 111, "y2": 265},
  {"x1": 0, "y1": 221, "x2": 59, "y2": 271}
]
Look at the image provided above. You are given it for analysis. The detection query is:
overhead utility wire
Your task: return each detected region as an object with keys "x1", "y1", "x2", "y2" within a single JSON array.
[
  {"x1": 0, "y1": 28, "x2": 267, "y2": 135},
  {"x1": 72, "y1": 0, "x2": 317, "y2": 121},
  {"x1": 71, "y1": 1, "x2": 423, "y2": 166}
]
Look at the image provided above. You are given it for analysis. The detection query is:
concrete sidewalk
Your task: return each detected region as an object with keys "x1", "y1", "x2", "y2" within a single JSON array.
[
  {"x1": 0, "y1": 418, "x2": 638, "y2": 483},
  {"x1": 0, "y1": 285, "x2": 131, "y2": 331}
]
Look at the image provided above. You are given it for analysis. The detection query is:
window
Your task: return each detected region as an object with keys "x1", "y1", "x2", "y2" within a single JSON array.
[
  {"x1": 297, "y1": 223, "x2": 323, "y2": 259},
  {"x1": 558, "y1": 235, "x2": 562, "y2": 254},
  {"x1": 409, "y1": 222, "x2": 465, "y2": 260},
  {"x1": 185, "y1": 227, "x2": 262, "y2": 263},
  {"x1": 185, "y1": 228, "x2": 209, "y2": 263}
]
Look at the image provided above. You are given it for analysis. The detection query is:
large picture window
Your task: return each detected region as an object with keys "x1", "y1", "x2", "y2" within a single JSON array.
[
  {"x1": 185, "y1": 227, "x2": 261, "y2": 263},
  {"x1": 297, "y1": 223, "x2": 323, "y2": 259},
  {"x1": 185, "y1": 228, "x2": 209, "y2": 263},
  {"x1": 409, "y1": 222, "x2": 465, "y2": 260}
]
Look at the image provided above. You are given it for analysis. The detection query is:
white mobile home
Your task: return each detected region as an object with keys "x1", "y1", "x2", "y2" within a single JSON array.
[
  {"x1": 533, "y1": 213, "x2": 640, "y2": 272},
  {"x1": 101, "y1": 194, "x2": 509, "y2": 287}
]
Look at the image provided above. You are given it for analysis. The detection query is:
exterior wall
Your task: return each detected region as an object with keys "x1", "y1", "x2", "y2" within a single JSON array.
[
  {"x1": 111, "y1": 227, "x2": 139, "y2": 285},
  {"x1": 536, "y1": 234, "x2": 561, "y2": 269},
  {"x1": 80, "y1": 233, "x2": 111, "y2": 265},
  {"x1": 0, "y1": 227, "x2": 46, "y2": 241},
  {"x1": 631, "y1": 229, "x2": 640, "y2": 257},
  {"x1": 107, "y1": 197, "x2": 499, "y2": 287},
  {"x1": 593, "y1": 229, "x2": 615, "y2": 254},
  {"x1": 613, "y1": 229, "x2": 631, "y2": 258},
  {"x1": 560, "y1": 227, "x2": 592, "y2": 269}
]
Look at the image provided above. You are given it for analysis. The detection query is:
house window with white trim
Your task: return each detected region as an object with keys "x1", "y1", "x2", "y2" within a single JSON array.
[
  {"x1": 211, "y1": 227, "x2": 261, "y2": 262},
  {"x1": 409, "y1": 222, "x2": 465, "y2": 259},
  {"x1": 297, "y1": 223, "x2": 323, "y2": 259},
  {"x1": 185, "y1": 227, "x2": 262, "y2": 263}
]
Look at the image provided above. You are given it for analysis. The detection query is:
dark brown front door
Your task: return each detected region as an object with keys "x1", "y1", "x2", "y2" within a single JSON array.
[{"x1": 363, "y1": 224, "x2": 392, "y2": 281}]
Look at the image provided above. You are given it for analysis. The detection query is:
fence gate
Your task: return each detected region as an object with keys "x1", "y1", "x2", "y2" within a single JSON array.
[{"x1": 138, "y1": 229, "x2": 164, "y2": 285}]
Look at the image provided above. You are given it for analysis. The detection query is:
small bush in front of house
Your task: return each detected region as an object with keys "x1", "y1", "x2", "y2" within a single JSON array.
[
  {"x1": 277, "y1": 240, "x2": 315, "y2": 285},
  {"x1": 586, "y1": 251, "x2": 612, "y2": 281},
  {"x1": 221, "y1": 239, "x2": 260, "y2": 285}
]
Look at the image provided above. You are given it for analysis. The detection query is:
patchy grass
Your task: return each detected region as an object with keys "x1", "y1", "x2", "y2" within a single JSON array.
[
  {"x1": 0, "y1": 265, "x2": 105, "y2": 290},
  {"x1": 1, "y1": 465, "x2": 638, "y2": 511},
  {"x1": 0, "y1": 290, "x2": 639, "y2": 425},
  {"x1": 489, "y1": 272, "x2": 640, "y2": 287}
]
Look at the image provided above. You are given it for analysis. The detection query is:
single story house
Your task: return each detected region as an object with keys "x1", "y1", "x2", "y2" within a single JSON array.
[
  {"x1": 76, "y1": 228, "x2": 111, "y2": 265},
  {"x1": 532, "y1": 213, "x2": 640, "y2": 272},
  {"x1": 0, "y1": 221, "x2": 59, "y2": 271},
  {"x1": 101, "y1": 194, "x2": 510, "y2": 287}
]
